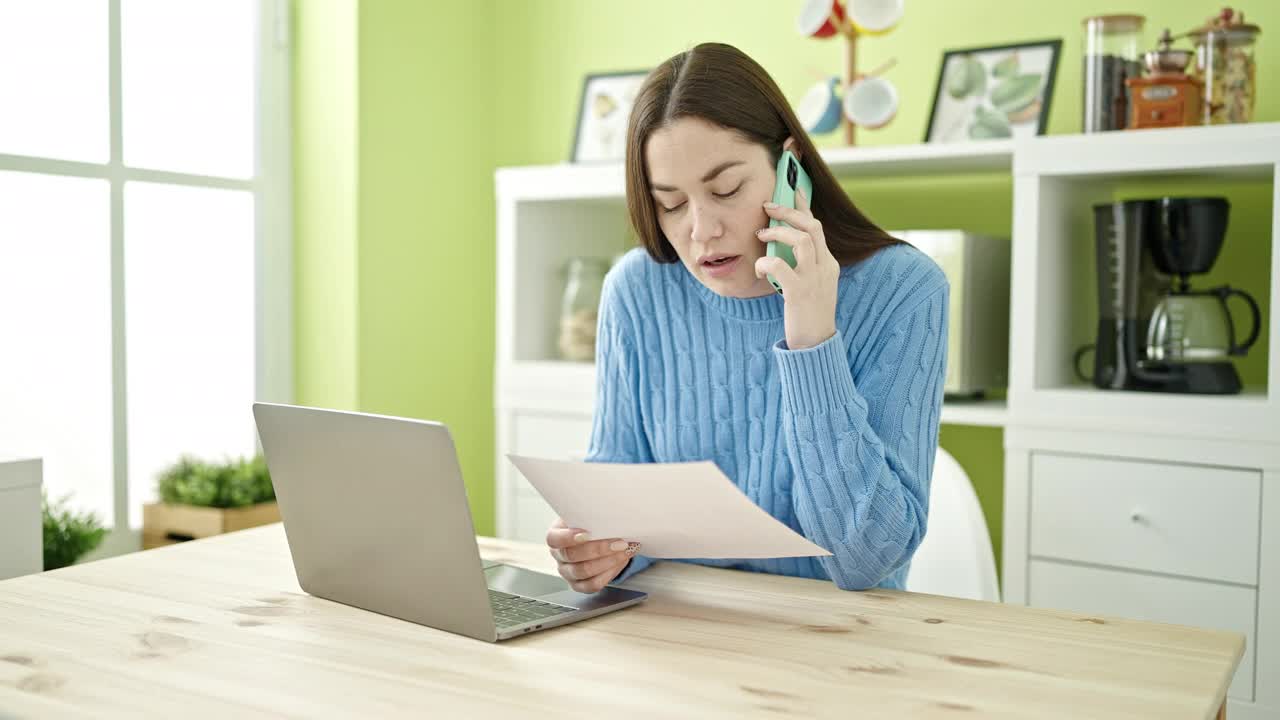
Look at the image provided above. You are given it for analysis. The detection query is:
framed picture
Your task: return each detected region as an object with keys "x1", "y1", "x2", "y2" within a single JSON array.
[
  {"x1": 925, "y1": 39, "x2": 1062, "y2": 143},
  {"x1": 570, "y1": 70, "x2": 649, "y2": 164}
]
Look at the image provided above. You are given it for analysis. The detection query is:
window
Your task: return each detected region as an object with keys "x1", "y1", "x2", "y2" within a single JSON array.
[{"x1": 0, "y1": 0, "x2": 291, "y2": 539}]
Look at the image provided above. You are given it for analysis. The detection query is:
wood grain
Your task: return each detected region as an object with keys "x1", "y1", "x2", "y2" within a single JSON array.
[{"x1": 0, "y1": 524, "x2": 1242, "y2": 719}]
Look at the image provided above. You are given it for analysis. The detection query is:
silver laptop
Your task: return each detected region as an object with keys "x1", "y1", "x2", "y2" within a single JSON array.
[{"x1": 252, "y1": 402, "x2": 646, "y2": 642}]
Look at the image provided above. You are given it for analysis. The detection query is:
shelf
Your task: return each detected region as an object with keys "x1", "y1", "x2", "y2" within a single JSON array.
[
  {"x1": 497, "y1": 122, "x2": 1280, "y2": 458},
  {"x1": 1016, "y1": 122, "x2": 1280, "y2": 180},
  {"x1": 821, "y1": 139, "x2": 1013, "y2": 177},
  {"x1": 496, "y1": 362, "x2": 595, "y2": 415},
  {"x1": 495, "y1": 163, "x2": 624, "y2": 202},
  {"x1": 1012, "y1": 386, "x2": 1274, "y2": 443},
  {"x1": 940, "y1": 399, "x2": 1008, "y2": 428},
  {"x1": 494, "y1": 124, "x2": 1280, "y2": 203},
  {"x1": 1007, "y1": 122, "x2": 1278, "y2": 442},
  {"x1": 494, "y1": 139, "x2": 1014, "y2": 203},
  {"x1": 1033, "y1": 385, "x2": 1269, "y2": 406},
  {"x1": 498, "y1": 362, "x2": 1008, "y2": 428}
]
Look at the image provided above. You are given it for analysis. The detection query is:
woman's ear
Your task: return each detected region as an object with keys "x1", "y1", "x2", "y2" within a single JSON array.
[{"x1": 782, "y1": 135, "x2": 799, "y2": 159}]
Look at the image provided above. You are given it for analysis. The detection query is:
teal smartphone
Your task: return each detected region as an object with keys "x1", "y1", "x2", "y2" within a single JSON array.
[{"x1": 766, "y1": 149, "x2": 812, "y2": 295}]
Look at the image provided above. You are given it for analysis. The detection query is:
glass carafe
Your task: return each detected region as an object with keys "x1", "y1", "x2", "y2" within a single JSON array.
[
  {"x1": 558, "y1": 257, "x2": 609, "y2": 362},
  {"x1": 1145, "y1": 286, "x2": 1261, "y2": 363}
]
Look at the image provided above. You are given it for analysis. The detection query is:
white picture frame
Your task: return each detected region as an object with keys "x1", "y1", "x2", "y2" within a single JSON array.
[{"x1": 570, "y1": 70, "x2": 649, "y2": 164}]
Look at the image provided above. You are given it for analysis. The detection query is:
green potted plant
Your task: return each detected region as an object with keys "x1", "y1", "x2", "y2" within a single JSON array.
[
  {"x1": 142, "y1": 454, "x2": 278, "y2": 549},
  {"x1": 43, "y1": 491, "x2": 107, "y2": 570}
]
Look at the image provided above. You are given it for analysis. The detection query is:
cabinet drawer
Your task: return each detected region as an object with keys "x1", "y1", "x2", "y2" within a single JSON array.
[
  {"x1": 1029, "y1": 559, "x2": 1255, "y2": 701},
  {"x1": 1029, "y1": 453, "x2": 1260, "y2": 585}
]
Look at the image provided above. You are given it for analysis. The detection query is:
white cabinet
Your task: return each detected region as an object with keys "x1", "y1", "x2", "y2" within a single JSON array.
[
  {"x1": 0, "y1": 457, "x2": 43, "y2": 580},
  {"x1": 1005, "y1": 427, "x2": 1280, "y2": 717},
  {"x1": 1001, "y1": 122, "x2": 1280, "y2": 720},
  {"x1": 1029, "y1": 453, "x2": 1260, "y2": 585},
  {"x1": 1006, "y1": 124, "x2": 1280, "y2": 442}
]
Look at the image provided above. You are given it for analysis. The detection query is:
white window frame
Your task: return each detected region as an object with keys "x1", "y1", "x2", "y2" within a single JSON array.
[{"x1": 0, "y1": 0, "x2": 293, "y2": 546}]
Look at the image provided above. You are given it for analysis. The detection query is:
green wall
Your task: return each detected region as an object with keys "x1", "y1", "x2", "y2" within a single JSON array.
[
  {"x1": 293, "y1": 0, "x2": 358, "y2": 412},
  {"x1": 356, "y1": 1, "x2": 498, "y2": 532},
  {"x1": 293, "y1": 0, "x2": 499, "y2": 532},
  {"x1": 294, "y1": 1, "x2": 1277, "y2": 550}
]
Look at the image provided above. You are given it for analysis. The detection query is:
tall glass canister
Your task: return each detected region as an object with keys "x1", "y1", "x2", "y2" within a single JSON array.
[
  {"x1": 1189, "y1": 9, "x2": 1261, "y2": 125},
  {"x1": 1082, "y1": 14, "x2": 1146, "y2": 132}
]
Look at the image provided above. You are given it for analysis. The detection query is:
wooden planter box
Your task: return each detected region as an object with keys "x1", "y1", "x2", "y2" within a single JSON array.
[{"x1": 142, "y1": 501, "x2": 281, "y2": 550}]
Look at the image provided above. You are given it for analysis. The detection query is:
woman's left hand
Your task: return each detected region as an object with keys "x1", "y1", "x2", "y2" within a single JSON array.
[{"x1": 755, "y1": 187, "x2": 839, "y2": 350}]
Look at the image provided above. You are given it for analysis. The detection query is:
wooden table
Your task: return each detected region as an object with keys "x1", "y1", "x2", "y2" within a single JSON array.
[{"x1": 0, "y1": 524, "x2": 1242, "y2": 719}]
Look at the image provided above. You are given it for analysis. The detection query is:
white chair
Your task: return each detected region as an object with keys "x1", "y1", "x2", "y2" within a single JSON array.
[{"x1": 906, "y1": 447, "x2": 1000, "y2": 602}]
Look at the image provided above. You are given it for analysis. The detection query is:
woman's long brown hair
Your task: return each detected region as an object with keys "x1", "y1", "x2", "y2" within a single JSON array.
[{"x1": 625, "y1": 42, "x2": 901, "y2": 265}]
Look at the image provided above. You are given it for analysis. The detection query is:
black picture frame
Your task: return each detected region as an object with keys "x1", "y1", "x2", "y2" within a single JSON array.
[
  {"x1": 924, "y1": 39, "x2": 1062, "y2": 143},
  {"x1": 570, "y1": 69, "x2": 650, "y2": 164}
]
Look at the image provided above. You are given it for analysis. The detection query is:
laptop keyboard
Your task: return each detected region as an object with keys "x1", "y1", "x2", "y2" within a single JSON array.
[{"x1": 488, "y1": 589, "x2": 575, "y2": 629}]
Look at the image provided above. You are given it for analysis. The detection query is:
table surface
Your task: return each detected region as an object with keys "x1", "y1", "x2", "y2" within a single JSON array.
[{"x1": 0, "y1": 524, "x2": 1243, "y2": 719}]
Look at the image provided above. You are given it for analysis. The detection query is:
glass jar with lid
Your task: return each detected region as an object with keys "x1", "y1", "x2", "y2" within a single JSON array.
[
  {"x1": 1188, "y1": 8, "x2": 1261, "y2": 124},
  {"x1": 558, "y1": 257, "x2": 609, "y2": 362},
  {"x1": 1082, "y1": 14, "x2": 1146, "y2": 132}
]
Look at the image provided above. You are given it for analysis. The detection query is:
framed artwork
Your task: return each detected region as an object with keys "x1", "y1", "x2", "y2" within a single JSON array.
[
  {"x1": 924, "y1": 39, "x2": 1062, "y2": 143},
  {"x1": 570, "y1": 70, "x2": 649, "y2": 163}
]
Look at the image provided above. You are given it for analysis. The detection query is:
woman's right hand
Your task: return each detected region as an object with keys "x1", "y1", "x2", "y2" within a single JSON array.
[{"x1": 546, "y1": 518, "x2": 640, "y2": 594}]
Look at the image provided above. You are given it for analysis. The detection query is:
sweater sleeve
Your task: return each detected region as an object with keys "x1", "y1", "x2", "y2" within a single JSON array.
[
  {"x1": 773, "y1": 283, "x2": 948, "y2": 590},
  {"x1": 583, "y1": 270, "x2": 655, "y2": 582}
]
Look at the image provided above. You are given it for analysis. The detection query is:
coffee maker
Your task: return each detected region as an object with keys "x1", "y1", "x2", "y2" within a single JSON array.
[{"x1": 1083, "y1": 196, "x2": 1261, "y2": 394}]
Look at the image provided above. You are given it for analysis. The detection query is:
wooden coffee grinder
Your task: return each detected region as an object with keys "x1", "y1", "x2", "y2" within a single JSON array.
[{"x1": 1127, "y1": 28, "x2": 1203, "y2": 129}]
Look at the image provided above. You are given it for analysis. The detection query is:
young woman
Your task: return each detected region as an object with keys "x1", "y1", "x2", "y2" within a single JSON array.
[{"x1": 546, "y1": 42, "x2": 948, "y2": 593}]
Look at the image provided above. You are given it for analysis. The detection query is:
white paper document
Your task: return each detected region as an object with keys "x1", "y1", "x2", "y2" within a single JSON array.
[{"x1": 507, "y1": 455, "x2": 832, "y2": 559}]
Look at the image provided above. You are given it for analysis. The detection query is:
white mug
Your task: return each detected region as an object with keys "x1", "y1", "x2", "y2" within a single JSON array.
[{"x1": 843, "y1": 75, "x2": 898, "y2": 130}]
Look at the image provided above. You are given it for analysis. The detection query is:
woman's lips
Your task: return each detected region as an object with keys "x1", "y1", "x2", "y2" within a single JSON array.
[{"x1": 701, "y1": 255, "x2": 742, "y2": 278}]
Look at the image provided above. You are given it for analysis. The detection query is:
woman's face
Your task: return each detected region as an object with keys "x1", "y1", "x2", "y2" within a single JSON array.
[{"x1": 646, "y1": 117, "x2": 794, "y2": 298}]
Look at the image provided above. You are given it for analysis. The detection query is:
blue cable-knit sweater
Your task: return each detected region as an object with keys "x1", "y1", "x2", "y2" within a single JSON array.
[{"x1": 585, "y1": 242, "x2": 949, "y2": 591}]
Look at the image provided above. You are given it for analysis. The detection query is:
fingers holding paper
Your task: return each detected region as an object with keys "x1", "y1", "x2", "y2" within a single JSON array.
[{"x1": 546, "y1": 517, "x2": 640, "y2": 594}]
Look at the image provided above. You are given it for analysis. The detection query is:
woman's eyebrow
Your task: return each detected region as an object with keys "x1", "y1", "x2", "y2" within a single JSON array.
[{"x1": 650, "y1": 160, "x2": 745, "y2": 192}]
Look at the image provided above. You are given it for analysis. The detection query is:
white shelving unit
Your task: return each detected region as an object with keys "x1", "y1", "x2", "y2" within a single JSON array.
[
  {"x1": 494, "y1": 141, "x2": 1018, "y2": 543},
  {"x1": 1007, "y1": 122, "x2": 1280, "y2": 444},
  {"x1": 495, "y1": 123, "x2": 1279, "y2": 718},
  {"x1": 820, "y1": 138, "x2": 1013, "y2": 176},
  {"x1": 1000, "y1": 122, "x2": 1279, "y2": 720},
  {"x1": 495, "y1": 137, "x2": 1013, "y2": 202},
  {"x1": 494, "y1": 139, "x2": 1021, "y2": 548},
  {"x1": 494, "y1": 136, "x2": 1016, "y2": 418}
]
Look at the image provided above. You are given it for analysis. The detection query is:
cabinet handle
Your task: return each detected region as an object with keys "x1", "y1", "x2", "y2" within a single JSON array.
[{"x1": 1130, "y1": 510, "x2": 1146, "y2": 525}]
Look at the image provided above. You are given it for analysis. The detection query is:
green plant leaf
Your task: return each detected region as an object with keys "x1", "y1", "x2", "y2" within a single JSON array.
[
  {"x1": 992, "y1": 53, "x2": 1020, "y2": 78},
  {"x1": 969, "y1": 105, "x2": 1012, "y2": 139},
  {"x1": 155, "y1": 454, "x2": 274, "y2": 508},
  {"x1": 42, "y1": 491, "x2": 107, "y2": 571},
  {"x1": 990, "y1": 73, "x2": 1042, "y2": 115},
  {"x1": 946, "y1": 55, "x2": 986, "y2": 100}
]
